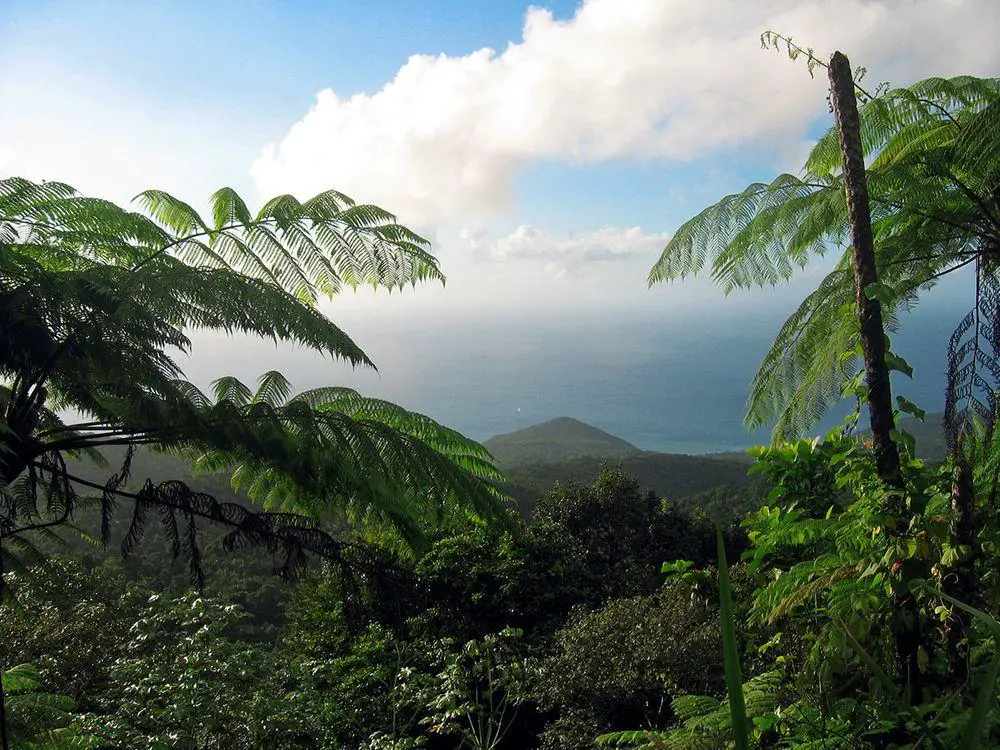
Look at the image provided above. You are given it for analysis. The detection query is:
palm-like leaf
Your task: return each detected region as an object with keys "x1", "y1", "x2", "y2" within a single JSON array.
[
  {"x1": 1, "y1": 179, "x2": 508, "y2": 568},
  {"x1": 2, "y1": 663, "x2": 94, "y2": 748},
  {"x1": 188, "y1": 374, "x2": 508, "y2": 549},
  {"x1": 649, "y1": 75, "x2": 1000, "y2": 439}
]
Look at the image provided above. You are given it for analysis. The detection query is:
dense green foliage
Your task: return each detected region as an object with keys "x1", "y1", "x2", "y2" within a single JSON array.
[
  {"x1": 537, "y1": 589, "x2": 722, "y2": 749},
  {"x1": 4, "y1": 47, "x2": 1000, "y2": 750},
  {"x1": 599, "y1": 429, "x2": 1000, "y2": 749},
  {"x1": 0, "y1": 468, "x2": 749, "y2": 748},
  {"x1": 507, "y1": 451, "x2": 756, "y2": 518}
]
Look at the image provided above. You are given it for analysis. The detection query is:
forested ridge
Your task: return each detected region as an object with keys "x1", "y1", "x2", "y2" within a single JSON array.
[{"x1": 3, "y1": 43, "x2": 1000, "y2": 750}]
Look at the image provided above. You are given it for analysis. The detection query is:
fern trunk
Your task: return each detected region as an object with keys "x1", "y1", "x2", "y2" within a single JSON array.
[
  {"x1": 829, "y1": 51, "x2": 920, "y2": 702},
  {"x1": 828, "y1": 51, "x2": 902, "y2": 487},
  {"x1": 0, "y1": 546, "x2": 8, "y2": 750},
  {"x1": 946, "y1": 457, "x2": 976, "y2": 682}
]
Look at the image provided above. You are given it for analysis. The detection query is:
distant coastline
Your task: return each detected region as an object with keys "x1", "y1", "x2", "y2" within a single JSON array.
[{"x1": 486, "y1": 412, "x2": 946, "y2": 468}]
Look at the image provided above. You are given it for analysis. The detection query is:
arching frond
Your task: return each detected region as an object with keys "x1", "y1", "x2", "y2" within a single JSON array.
[
  {"x1": 1, "y1": 177, "x2": 443, "y2": 301},
  {"x1": 212, "y1": 376, "x2": 253, "y2": 407},
  {"x1": 651, "y1": 73, "x2": 1000, "y2": 439},
  {"x1": 210, "y1": 186, "x2": 255, "y2": 230},
  {"x1": 254, "y1": 370, "x2": 293, "y2": 405},
  {"x1": 178, "y1": 378, "x2": 510, "y2": 550},
  {"x1": 133, "y1": 189, "x2": 208, "y2": 235},
  {"x1": 1, "y1": 176, "x2": 508, "y2": 568},
  {"x1": 649, "y1": 174, "x2": 838, "y2": 292}
]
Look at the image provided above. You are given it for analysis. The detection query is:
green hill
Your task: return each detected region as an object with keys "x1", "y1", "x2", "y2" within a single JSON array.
[
  {"x1": 484, "y1": 418, "x2": 760, "y2": 517},
  {"x1": 857, "y1": 412, "x2": 946, "y2": 461},
  {"x1": 484, "y1": 417, "x2": 640, "y2": 468}
]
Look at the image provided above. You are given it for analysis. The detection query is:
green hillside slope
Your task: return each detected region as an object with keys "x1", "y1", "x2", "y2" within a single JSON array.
[
  {"x1": 484, "y1": 417, "x2": 639, "y2": 468},
  {"x1": 898, "y1": 412, "x2": 947, "y2": 461},
  {"x1": 505, "y1": 451, "x2": 754, "y2": 517},
  {"x1": 856, "y1": 412, "x2": 946, "y2": 461}
]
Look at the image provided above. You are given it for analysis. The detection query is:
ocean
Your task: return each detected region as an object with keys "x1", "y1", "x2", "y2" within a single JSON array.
[{"x1": 182, "y1": 291, "x2": 969, "y2": 455}]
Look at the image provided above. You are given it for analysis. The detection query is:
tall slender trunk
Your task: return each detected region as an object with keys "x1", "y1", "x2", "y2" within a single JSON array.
[
  {"x1": 828, "y1": 51, "x2": 919, "y2": 701},
  {"x1": 944, "y1": 456, "x2": 976, "y2": 682},
  {"x1": 0, "y1": 543, "x2": 9, "y2": 750},
  {"x1": 828, "y1": 51, "x2": 902, "y2": 487}
]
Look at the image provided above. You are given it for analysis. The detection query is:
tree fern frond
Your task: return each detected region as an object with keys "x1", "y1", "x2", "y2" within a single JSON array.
[
  {"x1": 954, "y1": 99, "x2": 1000, "y2": 191},
  {"x1": 133, "y1": 189, "x2": 208, "y2": 235},
  {"x1": 212, "y1": 376, "x2": 253, "y2": 407},
  {"x1": 168, "y1": 379, "x2": 212, "y2": 410},
  {"x1": 171, "y1": 384, "x2": 510, "y2": 547},
  {"x1": 746, "y1": 265, "x2": 858, "y2": 438},
  {"x1": 654, "y1": 73, "x2": 1000, "y2": 439},
  {"x1": 254, "y1": 370, "x2": 293, "y2": 405},
  {"x1": 596, "y1": 729, "x2": 671, "y2": 748},
  {"x1": 210, "y1": 186, "x2": 254, "y2": 230},
  {"x1": 1, "y1": 663, "x2": 41, "y2": 693},
  {"x1": 649, "y1": 174, "x2": 837, "y2": 293}
]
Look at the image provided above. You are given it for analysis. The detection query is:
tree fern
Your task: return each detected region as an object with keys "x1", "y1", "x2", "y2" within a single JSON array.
[
  {"x1": 597, "y1": 672, "x2": 783, "y2": 749},
  {"x1": 0, "y1": 178, "x2": 509, "y2": 585},
  {"x1": 1, "y1": 663, "x2": 94, "y2": 748},
  {"x1": 649, "y1": 74, "x2": 1000, "y2": 439},
  {"x1": 182, "y1": 374, "x2": 510, "y2": 550}
]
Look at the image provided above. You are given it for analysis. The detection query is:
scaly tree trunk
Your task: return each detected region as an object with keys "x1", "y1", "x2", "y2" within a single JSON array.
[
  {"x1": 0, "y1": 544, "x2": 9, "y2": 750},
  {"x1": 828, "y1": 52, "x2": 902, "y2": 486},
  {"x1": 944, "y1": 456, "x2": 976, "y2": 682},
  {"x1": 828, "y1": 51, "x2": 920, "y2": 702}
]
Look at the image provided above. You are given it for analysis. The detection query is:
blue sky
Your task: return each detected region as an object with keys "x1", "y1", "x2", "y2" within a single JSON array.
[
  {"x1": 3, "y1": 1, "x2": 1000, "y2": 443},
  {"x1": 5, "y1": 0, "x2": 997, "y2": 318}
]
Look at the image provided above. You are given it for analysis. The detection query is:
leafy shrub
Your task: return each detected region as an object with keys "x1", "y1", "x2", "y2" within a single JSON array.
[
  {"x1": 536, "y1": 589, "x2": 722, "y2": 750},
  {"x1": 532, "y1": 469, "x2": 731, "y2": 601},
  {"x1": 0, "y1": 559, "x2": 142, "y2": 709}
]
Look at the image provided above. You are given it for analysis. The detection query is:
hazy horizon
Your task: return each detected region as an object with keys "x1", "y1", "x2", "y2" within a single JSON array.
[{"x1": 176, "y1": 272, "x2": 971, "y2": 454}]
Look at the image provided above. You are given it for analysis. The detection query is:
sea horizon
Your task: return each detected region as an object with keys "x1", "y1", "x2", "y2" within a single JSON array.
[{"x1": 179, "y1": 288, "x2": 969, "y2": 456}]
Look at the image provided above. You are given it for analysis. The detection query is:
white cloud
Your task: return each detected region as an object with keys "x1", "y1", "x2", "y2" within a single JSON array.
[
  {"x1": 463, "y1": 224, "x2": 670, "y2": 277},
  {"x1": 251, "y1": 0, "x2": 1000, "y2": 227}
]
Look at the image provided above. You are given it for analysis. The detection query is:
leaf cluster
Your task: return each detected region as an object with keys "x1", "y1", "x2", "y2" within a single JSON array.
[{"x1": 0, "y1": 177, "x2": 510, "y2": 583}]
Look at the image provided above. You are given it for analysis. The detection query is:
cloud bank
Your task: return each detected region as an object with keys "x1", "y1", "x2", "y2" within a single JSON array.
[
  {"x1": 463, "y1": 224, "x2": 670, "y2": 277},
  {"x1": 251, "y1": 0, "x2": 1000, "y2": 227}
]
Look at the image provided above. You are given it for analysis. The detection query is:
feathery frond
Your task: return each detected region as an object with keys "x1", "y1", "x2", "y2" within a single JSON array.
[
  {"x1": 650, "y1": 74, "x2": 1000, "y2": 439},
  {"x1": 1, "y1": 177, "x2": 508, "y2": 580}
]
